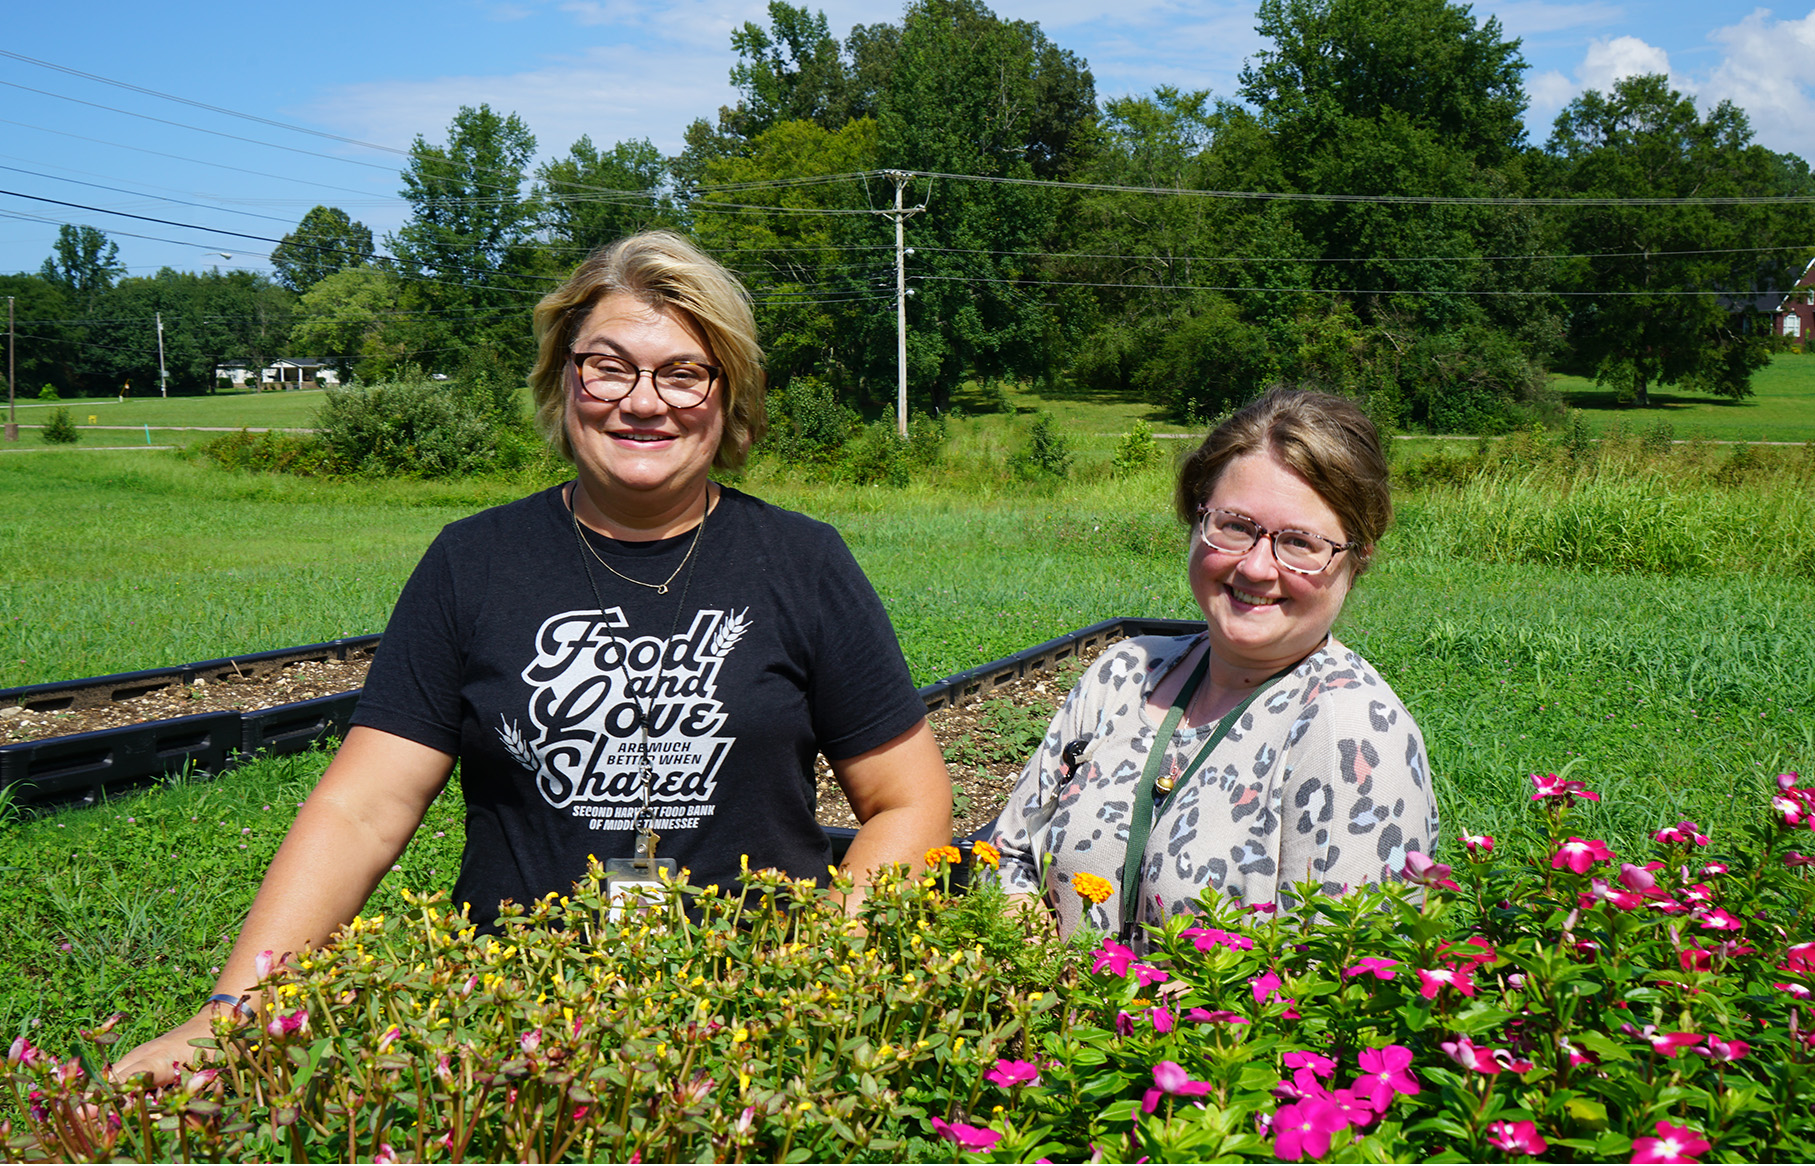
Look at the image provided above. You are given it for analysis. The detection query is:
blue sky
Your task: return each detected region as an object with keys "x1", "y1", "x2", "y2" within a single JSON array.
[{"x1": 2, "y1": 0, "x2": 1810, "y2": 280}]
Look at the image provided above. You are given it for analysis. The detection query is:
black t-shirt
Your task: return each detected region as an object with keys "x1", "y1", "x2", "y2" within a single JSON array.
[{"x1": 351, "y1": 483, "x2": 927, "y2": 924}]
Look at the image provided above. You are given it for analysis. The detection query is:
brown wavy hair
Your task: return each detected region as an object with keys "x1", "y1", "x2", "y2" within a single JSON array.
[
  {"x1": 1173, "y1": 389, "x2": 1392, "y2": 577},
  {"x1": 529, "y1": 232, "x2": 767, "y2": 469}
]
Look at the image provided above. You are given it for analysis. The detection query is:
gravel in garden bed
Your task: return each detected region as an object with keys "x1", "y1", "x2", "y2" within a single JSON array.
[{"x1": 2, "y1": 642, "x2": 1111, "y2": 838}]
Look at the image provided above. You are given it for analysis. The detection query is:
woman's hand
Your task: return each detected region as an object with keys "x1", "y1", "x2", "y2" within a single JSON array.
[{"x1": 109, "y1": 1009, "x2": 222, "y2": 1088}]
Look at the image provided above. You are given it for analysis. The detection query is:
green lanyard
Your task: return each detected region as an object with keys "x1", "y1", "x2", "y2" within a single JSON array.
[{"x1": 1119, "y1": 647, "x2": 1293, "y2": 931}]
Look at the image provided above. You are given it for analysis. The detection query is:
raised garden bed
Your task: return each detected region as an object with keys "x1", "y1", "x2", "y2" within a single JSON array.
[{"x1": 0, "y1": 620, "x2": 1202, "y2": 838}]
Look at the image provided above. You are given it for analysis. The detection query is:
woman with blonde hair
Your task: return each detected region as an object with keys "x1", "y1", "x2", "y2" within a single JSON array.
[{"x1": 115, "y1": 232, "x2": 951, "y2": 1082}]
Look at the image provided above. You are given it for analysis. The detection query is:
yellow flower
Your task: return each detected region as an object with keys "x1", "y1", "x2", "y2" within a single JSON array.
[
  {"x1": 924, "y1": 845, "x2": 962, "y2": 868},
  {"x1": 1071, "y1": 871, "x2": 1115, "y2": 905},
  {"x1": 970, "y1": 840, "x2": 1001, "y2": 868}
]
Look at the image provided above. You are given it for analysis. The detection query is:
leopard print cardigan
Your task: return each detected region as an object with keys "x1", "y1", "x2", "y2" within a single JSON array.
[{"x1": 991, "y1": 633, "x2": 1438, "y2": 944}]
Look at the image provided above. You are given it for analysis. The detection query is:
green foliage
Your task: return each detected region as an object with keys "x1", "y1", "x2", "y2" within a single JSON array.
[
  {"x1": 197, "y1": 429, "x2": 336, "y2": 476},
  {"x1": 36, "y1": 385, "x2": 57, "y2": 402},
  {"x1": 5, "y1": 854, "x2": 1054, "y2": 1163},
  {"x1": 1008, "y1": 412, "x2": 1073, "y2": 480},
  {"x1": 906, "y1": 411, "x2": 949, "y2": 467},
  {"x1": 841, "y1": 420, "x2": 913, "y2": 486},
  {"x1": 974, "y1": 775, "x2": 1815, "y2": 1161},
  {"x1": 39, "y1": 408, "x2": 78, "y2": 444},
  {"x1": 761, "y1": 375, "x2": 860, "y2": 466},
  {"x1": 1111, "y1": 419, "x2": 1161, "y2": 478},
  {"x1": 537, "y1": 136, "x2": 674, "y2": 253},
  {"x1": 269, "y1": 206, "x2": 375, "y2": 294},
  {"x1": 314, "y1": 373, "x2": 533, "y2": 479},
  {"x1": 288, "y1": 265, "x2": 401, "y2": 383}
]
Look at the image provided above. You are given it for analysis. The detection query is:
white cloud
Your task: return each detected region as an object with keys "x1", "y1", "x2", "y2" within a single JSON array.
[
  {"x1": 1525, "y1": 34, "x2": 1674, "y2": 123},
  {"x1": 1701, "y1": 7, "x2": 1815, "y2": 154}
]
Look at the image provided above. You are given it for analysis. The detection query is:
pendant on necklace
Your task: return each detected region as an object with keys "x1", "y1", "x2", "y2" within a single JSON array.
[
  {"x1": 655, "y1": 584, "x2": 668, "y2": 595},
  {"x1": 1156, "y1": 757, "x2": 1181, "y2": 793}
]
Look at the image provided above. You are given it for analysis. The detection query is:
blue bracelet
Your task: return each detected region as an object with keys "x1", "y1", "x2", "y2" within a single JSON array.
[{"x1": 206, "y1": 993, "x2": 255, "y2": 1018}]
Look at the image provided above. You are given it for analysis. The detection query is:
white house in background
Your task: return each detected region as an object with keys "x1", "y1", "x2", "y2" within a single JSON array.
[{"x1": 212, "y1": 358, "x2": 340, "y2": 388}]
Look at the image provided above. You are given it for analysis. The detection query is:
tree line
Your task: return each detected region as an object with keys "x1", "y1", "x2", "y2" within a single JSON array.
[{"x1": 3, "y1": 0, "x2": 1809, "y2": 430}]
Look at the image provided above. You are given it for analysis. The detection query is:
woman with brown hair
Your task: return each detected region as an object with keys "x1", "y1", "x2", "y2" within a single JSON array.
[
  {"x1": 993, "y1": 388, "x2": 1436, "y2": 945},
  {"x1": 114, "y1": 232, "x2": 951, "y2": 1083}
]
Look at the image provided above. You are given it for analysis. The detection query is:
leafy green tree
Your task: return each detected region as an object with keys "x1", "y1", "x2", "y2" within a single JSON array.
[
  {"x1": 289, "y1": 265, "x2": 403, "y2": 382},
  {"x1": 875, "y1": 0, "x2": 1096, "y2": 409},
  {"x1": 1544, "y1": 75, "x2": 1806, "y2": 405},
  {"x1": 539, "y1": 137, "x2": 674, "y2": 255},
  {"x1": 87, "y1": 270, "x2": 293, "y2": 393},
  {"x1": 0, "y1": 274, "x2": 75, "y2": 394},
  {"x1": 387, "y1": 104, "x2": 549, "y2": 369},
  {"x1": 38, "y1": 225, "x2": 124, "y2": 305},
  {"x1": 269, "y1": 206, "x2": 375, "y2": 292},
  {"x1": 694, "y1": 117, "x2": 880, "y2": 390}
]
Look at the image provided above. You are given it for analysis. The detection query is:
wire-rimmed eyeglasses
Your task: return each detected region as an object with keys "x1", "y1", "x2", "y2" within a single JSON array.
[{"x1": 1196, "y1": 507, "x2": 1356, "y2": 576}]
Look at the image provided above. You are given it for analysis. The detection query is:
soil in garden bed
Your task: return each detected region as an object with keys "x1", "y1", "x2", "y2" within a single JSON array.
[{"x1": 2, "y1": 643, "x2": 1111, "y2": 838}]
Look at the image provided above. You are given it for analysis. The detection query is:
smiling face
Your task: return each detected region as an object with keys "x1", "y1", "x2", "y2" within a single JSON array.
[
  {"x1": 1189, "y1": 450, "x2": 1358, "y2": 682},
  {"x1": 565, "y1": 293, "x2": 724, "y2": 534}
]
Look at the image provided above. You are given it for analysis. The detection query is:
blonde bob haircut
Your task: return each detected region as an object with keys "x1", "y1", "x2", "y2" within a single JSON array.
[
  {"x1": 1174, "y1": 388, "x2": 1392, "y2": 578},
  {"x1": 530, "y1": 231, "x2": 767, "y2": 470}
]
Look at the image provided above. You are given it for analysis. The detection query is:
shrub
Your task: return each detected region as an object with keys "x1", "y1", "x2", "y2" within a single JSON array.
[
  {"x1": 40, "y1": 408, "x2": 78, "y2": 444},
  {"x1": 906, "y1": 412, "x2": 949, "y2": 468},
  {"x1": 841, "y1": 420, "x2": 913, "y2": 487},
  {"x1": 4, "y1": 855, "x2": 1059, "y2": 1163},
  {"x1": 314, "y1": 375, "x2": 528, "y2": 479},
  {"x1": 762, "y1": 377, "x2": 859, "y2": 467},
  {"x1": 1009, "y1": 412, "x2": 1073, "y2": 480},
  {"x1": 198, "y1": 429, "x2": 336, "y2": 476},
  {"x1": 1111, "y1": 420, "x2": 1161, "y2": 478},
  {"x1": 37, "y1": 385, "x2": 57, "y2": 401}
]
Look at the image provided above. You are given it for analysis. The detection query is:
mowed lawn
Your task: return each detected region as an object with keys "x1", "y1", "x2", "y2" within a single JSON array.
[
  {"x1": 7, "y1": 387, "x2": 327, "y2": 445},
  {"x1": 1551, "y1": 353, "x2": 1815, "y2": 442}
]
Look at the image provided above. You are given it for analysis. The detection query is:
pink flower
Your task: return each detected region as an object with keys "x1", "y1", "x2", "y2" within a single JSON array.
[
  {"x1": 1402, "y1": 850, "x2": 1460, "y2": 891},
  {"x1": 1775, "y1": 981, "x2": 1813, "y2": 998},
  {"x1": 265, "y1": 1008, "x2": 308, "y2": 1039},
  {"x1": 1647, "y1": 1030, "x2": 1703, "y2": 1058},
  {"x1": 1282, "y1": 1050, "x2": 1335, "y2": 1079},
  {"x1": 520, "y1": 1028, "x2": 542, "y2": 1055},
  {"x1": 1580, "y1": 879, "x2": 1645, "y2": 911},
  {"x1": 1091, "y1": 941, "x2": 1135, "y2": 978},
  {"x1": 1630, "y1": 1119, "x2": 1710, "y2": 1164},
  {"x1": 1417, "y1": 966, "x2": 1476, "y2": 999},
  {"x1": 377, "y1": 1025, "x2": 402, "y2": 1053},
  {"x1": 984, "y1": 1059, "x2": 1040, "y2": 1089},
  {"x1": 1328, "y1": 1087, "x2": 1378, "y2": 1128},
  {"x1": 254, "y1": 950, "x2": 277, "y2": 979},
  {"x1": 1141, "y1": 1060, "x2": 1213, "y2": 1114},
  {"x1": 1184, "y1": 1007, "x2": 1249, "y2": 1025},
  {"x1": 1653, "y1": 821, "x2": 1709, "y2": 847},
  {"x1": 1183, "y1": 926, "x2": 1254, "y2": 952},
  {"x1": 1252, "y1": 970, "x2": 1285, "y2": 1005},
  {"x1": 1344, "y1": 956, "x2": 1400, "y2": 980},
  {"x1": 1701, "y1": 861, "x2": 1729, "y2": 876},
  {"x1": 1530, "y1": 772, "x2": 1600, "y2": 802},
  {"x1": 1697, "y1": 908, "x2": 1743, "y2": 931},
  {"x1": 1679, "y1": 947, "x2": 1712, "y2": 973},
  {"x1": 1271, "y1": 1096, "x2": 1348, "y2": 1161},
  {"x1": 1618, "y1": 863, "x2": 1660, "y2": 894},
  {"x1": 1698, "y1": 1036, "x2": 1750, "y2": 1063},
  {"x1": 1774, "y1": 790, "x2": 1812, "y2": 827},
  {"x1": 1436, "y1": 937, "x2": 1498, "y2": 969},
  {"x1": 373, "y1": 1145, "x2": 397, "y2": 1165},
  {"x1": 7, "y1": 1035, "x2": 42, "y2": 1068},
  {"x1": 1783, "y1": 942, "x2": 1815, "y2": 974},
  {"x1": 1245, "y1": 901, "x2": 1278, "y2": 915},
  {"x1": 1679, "y1": 883, "x2": 1714, "y2": 906},
  {"x1": 1439, "y1": 1036, "x2": 1504, "y2": 1074},
  {"x1": 1132, "y1": 962, "x2": 1170, "y2": 987},
  {"x1": 1785, "y1": 853, "x2": 1815, "y2": 868},
  {"x1": 1487, "y1": 1119, "x2": 1548, "y2": 1156},
  {"x1": 931, "y1": 1117, "x2": 1001, "y2": 1154},
  {"x1": 1354, "y1": 1045, "x2": 1420, "y2": 1108},
  {"x1": 1781, "y1": 772, "x2": 1804, "y2": 792},
  {"x1": 1552, "y1": 837, "x2": 1616, "y2": 874},
  {"x1": 1462, "y1": 831, "x2": 1494, "y2": 854},
  {"x1": 1150, "y1": 1006, "x2": 1175, "y2": 1034},
  {"x1": 1114, "y1": 1010, "x2": 1137, "y2": 1036}
]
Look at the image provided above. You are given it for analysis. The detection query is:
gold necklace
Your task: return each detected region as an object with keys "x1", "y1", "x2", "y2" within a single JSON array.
[{"x1": 570, "y1": 487, "x2": 708, "y2": 595}]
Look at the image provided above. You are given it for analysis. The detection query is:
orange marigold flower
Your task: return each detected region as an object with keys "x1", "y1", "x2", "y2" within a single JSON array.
[
  {"x1": 924, "y1": 845, "x2": 962, "y2": 867},
  {"x1": 1071, "y1": 872, "x2": 1114, "y2": 905},
  {"x1": 970, "y1": 840, "x2": 1002, "y2": 868}
]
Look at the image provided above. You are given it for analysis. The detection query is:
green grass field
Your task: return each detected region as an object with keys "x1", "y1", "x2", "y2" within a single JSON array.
[
  {"x1": 1551, "y1": 352, "x2": 1815, "y2": 442},
  {"x1": 2, "y1": 378, "x2": 1811, "y2": 1066},
  {"x1": 7, "y1": 387, "x2": 327, "y2": 444}
]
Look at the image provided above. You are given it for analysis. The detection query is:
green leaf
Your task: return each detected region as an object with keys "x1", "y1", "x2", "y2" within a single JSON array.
[{"x1": 1566, "y1": 1097, "x2": 1609, "y2": 1128}]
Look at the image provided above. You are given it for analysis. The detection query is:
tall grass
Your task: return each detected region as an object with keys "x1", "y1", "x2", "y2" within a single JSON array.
[{"x1": 1392, "y1": 427, "x2": 1815, "y2": 575}]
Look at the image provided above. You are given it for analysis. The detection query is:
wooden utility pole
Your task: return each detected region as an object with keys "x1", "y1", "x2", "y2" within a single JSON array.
[
  {"x1": 156, "y1": 312, "x2": 168, "y2": 398},
  {"x1": 876, "y1": 170, "x2": 926, "y2": 437},
  {"x1": 5, "y1": 296, "x2": 15, "y2": 442}
]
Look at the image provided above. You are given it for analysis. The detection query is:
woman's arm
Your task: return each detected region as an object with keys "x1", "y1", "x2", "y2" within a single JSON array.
[
  {"x1": 110, "y1": 727, "x2": 454, "y2": 1085},
  {"x1": 830, "y1": 718, "x2": 952, "y2": 913}
]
